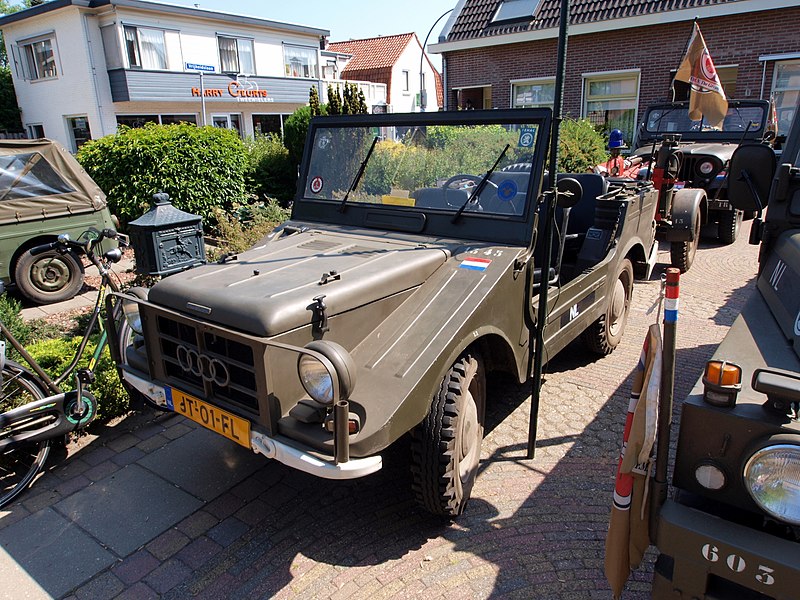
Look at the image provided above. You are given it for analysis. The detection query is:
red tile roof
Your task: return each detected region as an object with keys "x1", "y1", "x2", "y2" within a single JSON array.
[
  {"x1": 329, "y1": 33, "x2": 417, "y2": 71},
  {"x1": 329, "y1": 33, "x2": 443, "y2": 107},
  {"x1": 447, "y1": 0, "x2": 748, "y2": 41}
]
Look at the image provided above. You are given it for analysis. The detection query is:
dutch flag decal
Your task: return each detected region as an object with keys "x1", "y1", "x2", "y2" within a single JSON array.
[{"x1": 460, "y1": 257, "x2": 492, "y2": 271}]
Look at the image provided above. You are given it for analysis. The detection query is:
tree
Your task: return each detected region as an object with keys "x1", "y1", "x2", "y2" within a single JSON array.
[
  {"x1": 309, "y1": 85, "x2": 321, "y2": 117},
  {"x1": 327, "y1": 84, "x2": 342, "y2": 115},
  {"x1": 0, "y1": 66, "x2": 21, "y2": 130}
]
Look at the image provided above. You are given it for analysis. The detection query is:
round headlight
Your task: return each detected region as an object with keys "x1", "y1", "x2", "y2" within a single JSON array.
[
  {"x1": 122, "y1": 298, "x2": 143, "y2": 334},
  {"x1": 297, "y1": 341, "x2": 356, "y2": 406},
  {"x1": 298, "y1": 354, "x2": 335, "y2": 405},
  {"x1": 697, "y1": 160, "x2": 716, "y2": 176},
  {"x1": 743, "y1": 444, "x2": 800, "y2": 525}
]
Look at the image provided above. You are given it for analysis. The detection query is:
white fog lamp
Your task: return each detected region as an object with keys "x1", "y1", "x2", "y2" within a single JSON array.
[{"x1": 743, "y1": 444, "x2": 800, "y2": 525}]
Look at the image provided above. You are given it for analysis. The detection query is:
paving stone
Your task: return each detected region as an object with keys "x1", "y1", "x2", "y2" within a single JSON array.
[
  {"x1": 113, "y1": 581, "x2": 159, "y2": 600},
  {"x1": 74, "y1": 571, "x2": 125, "y2": 600},
  {"x1": 176, "y1": 510, "x2": 219, "y2": 539},
  {"x1": 112, "y1": 549, "x2": 160, "y2": 585},
  {"x1": 175, "y1": 536, "x2": 223, "y2": 570},
  {"x1": 55, "y1": 464, "x2": 202, "y2": 556},
  {"x1": 143, "y1": 558, "x2": 193, "y2": 595},
  {"x1": 146, "y1": 528, "x2": 191, "y2": 561},
  {"x1": 0, "y1": 508, "x2": 114, "y2": 598}
]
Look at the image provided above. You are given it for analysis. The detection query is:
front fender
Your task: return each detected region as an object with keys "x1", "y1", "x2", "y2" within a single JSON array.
[{"x1": 666, "y1": 188, "x2": 706, "y2": 242}]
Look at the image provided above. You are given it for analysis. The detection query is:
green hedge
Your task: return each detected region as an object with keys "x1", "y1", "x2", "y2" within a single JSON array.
[
  {"x1": 26, "y1": 337, "x2": 127, "y2": 423},
  {"x1": 77, "y1": 123, "x2": 248, "y2": 229},
  {"x1": 243, "y1": 133, "x2": 296, "y2": 206},
  {"x1": 557, "y1": 118, "x2": 607, "y2": 174}
]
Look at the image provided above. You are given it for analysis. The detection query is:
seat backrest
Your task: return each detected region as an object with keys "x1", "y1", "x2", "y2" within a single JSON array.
[{"x1": 541, "y1": 172, "x2": 607, "y2": 234}]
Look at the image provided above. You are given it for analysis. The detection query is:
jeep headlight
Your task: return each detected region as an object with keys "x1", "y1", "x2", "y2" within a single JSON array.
[
  {"x1": 297, "y1": 341, "x2": 355, "y2": 406},
  {"x1": 121, "y1": 296, "x2": 143, "y2": 334},
  {"x1": 743, "y1": 444, "x2": 800, "y2": 525}
]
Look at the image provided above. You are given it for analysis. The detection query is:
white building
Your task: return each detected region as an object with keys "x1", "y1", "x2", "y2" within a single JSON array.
[{"x1": 0, "y1": 0, "x2": 382, "y2": 151}]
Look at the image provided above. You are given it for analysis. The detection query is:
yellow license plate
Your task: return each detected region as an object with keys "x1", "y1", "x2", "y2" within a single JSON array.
[{"x1": 170, "y1": 388, "x2": 250, "y2": 448}]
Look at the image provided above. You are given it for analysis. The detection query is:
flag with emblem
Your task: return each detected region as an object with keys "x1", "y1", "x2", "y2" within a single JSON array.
[
  {"x1": 605, "y1": 323, "x2": 662, "y2": 599},
  {"x1": 674, "y1": 21, "x2": 728, "y2": 129}
]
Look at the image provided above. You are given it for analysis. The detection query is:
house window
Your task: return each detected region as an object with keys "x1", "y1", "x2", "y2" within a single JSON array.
[
  {"x1": 66, "y1": 116, "x2": 91, "y2": 152},
  {"x1": 27, "y1": 124, "x2": 45, "y2": 138},
  {"x1": 583, "y1": 71, "x2": 639, "y2": 142},
  {"x1": 491, "y1": 0, "x2": 541, "y2": 24},
  {"x1": 116, "y1": 114, "x2": 197, "y2": 128},
  {"x1": 253, "y1": 114, "x2": 285, "y2": 136},
  {"x1": 672, "y1": 65, "x2": 738, "y2": 102},
  {"x1": 402, "y1": 70, "x2": 410, "y2": 92},
  {"x1": 284, "y1": 45, "x2": 318, "y2": 78},
  {"x1": 23, "y1": 38, "x2": 57, "y2": 80},
  {"x1": 211, "y1": 114, "x2": 242, "y2": 137},
  {"x1": 772, "y1": 60, "x2": 800, "y2": 136},
  {"x1": 511, "y1": 78, "x2": 555, "y2": 108},
  {"x1": 218, "y1": 36, "x2": 255, "y2": 75},
  {"x1": 124, "y1": 25, "x2": 167, "y2": 70}
]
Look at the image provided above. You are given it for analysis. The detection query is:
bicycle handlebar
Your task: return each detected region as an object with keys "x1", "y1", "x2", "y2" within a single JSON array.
[{"x1": 28, "y1": 228, "x2": 126, "y2": 259}]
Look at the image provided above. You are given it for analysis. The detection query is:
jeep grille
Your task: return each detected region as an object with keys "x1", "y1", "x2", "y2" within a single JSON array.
[{"x1": 156, "y1": 314, "x2": 260, "y2": 415}]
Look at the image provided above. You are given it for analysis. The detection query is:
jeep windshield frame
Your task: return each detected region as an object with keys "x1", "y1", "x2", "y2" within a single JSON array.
[
  {"x1": 636, "y1": 100, "x2": 770, "y2": 146},
  {"x1": 292, "y1": 108, "x2": 552, "y2": 247}
]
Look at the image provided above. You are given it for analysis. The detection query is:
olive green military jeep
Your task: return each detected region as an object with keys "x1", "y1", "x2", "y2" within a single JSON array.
[
  {"x1": 650, "y1": 108, "x2": 800, "y2": 596},
  {"x1": 112, "y1": 109, "x2": 659, "y2": 516},
  {"x1": 632, "y1": 100, "x2": 773, "y2": 272},
  {"x1": 0, "y1": 139, "x2": 117, "y2": 304}
]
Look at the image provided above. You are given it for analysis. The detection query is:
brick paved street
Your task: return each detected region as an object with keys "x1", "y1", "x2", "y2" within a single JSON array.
[{"x1": 0, "y1": 227, "x2": 759, "y2": 599}]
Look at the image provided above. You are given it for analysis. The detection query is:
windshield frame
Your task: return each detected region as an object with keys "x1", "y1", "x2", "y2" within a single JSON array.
[
  {"x1": 292, "y1": 108, "x2": 552, "y2": 247},
  {"x1": 635, "y1": 100, "x2": 770, "y2": 146}
]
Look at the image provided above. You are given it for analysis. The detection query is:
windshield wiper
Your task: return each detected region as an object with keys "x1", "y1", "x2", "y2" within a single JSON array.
[
  {"x1": 451, "y1": 144, "x2": 511, "y2": 223},
  {"x1": 338, "y1": 136, "x2": 379, "y2": 213}
]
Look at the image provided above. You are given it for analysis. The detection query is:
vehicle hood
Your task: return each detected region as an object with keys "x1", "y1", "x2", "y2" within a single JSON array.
[{"x1": 148, "y1": 229, "x2": 449, "y2": 337}]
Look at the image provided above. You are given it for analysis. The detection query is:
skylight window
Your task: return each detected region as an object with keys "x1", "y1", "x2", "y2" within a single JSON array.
[{"x1": 491, "y1": 0, "x2": 540, "y2": 24}]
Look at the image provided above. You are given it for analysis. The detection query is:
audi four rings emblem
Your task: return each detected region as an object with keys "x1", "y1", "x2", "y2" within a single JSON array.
[{"x1": 176, "y1": 345, "x2": 230, "y2": 387}]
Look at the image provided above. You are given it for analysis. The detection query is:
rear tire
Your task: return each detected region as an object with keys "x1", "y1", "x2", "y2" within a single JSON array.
[
  {"x1": 717, "y1": 209, "x2": 742, "y2": 245},
  {"x1": 0, "y1": 366, "x2": 51, "y2": 508},
  {"x1": 670, "y1": 210, "x2": 701, "y2": 273},
  {"x1": 14, "y1": 249, "x2": 85, "y2": 305},
  {"x1": 411, "y1": 352, "x2": 485, "y2": 517},
  {"x1": 581, "y1": 259, "x2": 633, "y2": 355}
]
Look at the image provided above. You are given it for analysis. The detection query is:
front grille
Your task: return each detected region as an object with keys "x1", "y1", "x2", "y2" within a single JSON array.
[{"x1": 156, "y1": 314, "x2": 261, "y2": 415}]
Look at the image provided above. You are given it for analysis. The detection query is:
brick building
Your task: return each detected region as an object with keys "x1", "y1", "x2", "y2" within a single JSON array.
[{"x1": 430, "y1": 0, "x2": 800, "y2": 141}]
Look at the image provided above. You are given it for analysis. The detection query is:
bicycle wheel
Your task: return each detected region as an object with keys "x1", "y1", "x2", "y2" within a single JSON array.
[{"x1": 0, "y1": 365, "x2": 51, "y2": 509}]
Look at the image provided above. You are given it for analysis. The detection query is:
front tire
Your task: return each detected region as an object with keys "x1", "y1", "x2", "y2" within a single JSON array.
[
  {"x1": 411, "y1": 352, "x2": 486, "y2": 517},
  {"x1": 581, "y1": 258, "x2": 633, "y2": 355},
  {"x1": 717, "y1": 209, "x2": 742, "y2": 245},
  {"x1": 670, "y1": 210, "x2": 701, "y2": 273},
  {"x1": 14, "y1": 249, "x2": 85, "y2": 305}
]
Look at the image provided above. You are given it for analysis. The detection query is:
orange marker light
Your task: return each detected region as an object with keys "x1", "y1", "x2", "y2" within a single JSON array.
[{"x1": 703, "y1": 360, "x2": 742, "y2": 407}]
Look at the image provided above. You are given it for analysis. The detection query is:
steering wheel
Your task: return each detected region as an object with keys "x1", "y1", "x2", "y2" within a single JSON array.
[{"x1": 443, "y1": 174, "x2": 499, "y2": 212}]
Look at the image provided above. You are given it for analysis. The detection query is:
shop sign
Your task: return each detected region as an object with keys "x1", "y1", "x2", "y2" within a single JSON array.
[{"x1": 190, "y1": 77, "x2": 273, "y2": 102}]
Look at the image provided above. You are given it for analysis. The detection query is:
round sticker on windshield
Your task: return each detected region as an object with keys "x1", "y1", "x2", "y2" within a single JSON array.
[
  {"x1": 310, "y1": 176, "x2": 324, "y2": 194},
  {"x1": 497, "y1": 179, "x2": 518, "y2": 201}
]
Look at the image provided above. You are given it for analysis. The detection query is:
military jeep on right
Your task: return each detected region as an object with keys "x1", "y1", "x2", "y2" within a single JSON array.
[
  {"x1": 650, "y1": 106, "x2": 800, "y2": 598},
  {"x1": 633, "y1": 100, "x2": 773, "y2": 257}
]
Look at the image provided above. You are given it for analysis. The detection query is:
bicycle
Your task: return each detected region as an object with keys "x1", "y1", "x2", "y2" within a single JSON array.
[{"x1": 0, "y1": 228, "x2": 135, "y2": 508}]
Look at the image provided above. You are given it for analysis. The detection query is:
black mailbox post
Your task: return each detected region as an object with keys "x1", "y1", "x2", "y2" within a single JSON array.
[{"x1": 129, "y1": 192, "x2": 206, "y2": 276}]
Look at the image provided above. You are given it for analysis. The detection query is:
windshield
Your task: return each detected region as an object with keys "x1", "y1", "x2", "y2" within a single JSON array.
[
  {"x1": 301, "y1": 122, "x2": 542, "y2": 217},
  {"x1": 644, "y1": 104, "x2": 767, "y2": 136}
]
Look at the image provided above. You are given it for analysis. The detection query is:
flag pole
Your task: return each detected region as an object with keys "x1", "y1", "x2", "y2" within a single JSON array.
[{"x1": 650, "y1": 267, "x2": 680, "y2": 542}]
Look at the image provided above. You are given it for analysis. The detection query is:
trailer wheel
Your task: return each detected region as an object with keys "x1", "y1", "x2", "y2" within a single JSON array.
[
  {"x1": 670, "y1": 210, "x2": 701, "y2": 273},
  {"x1": 410, "y1": 352, "x2": 485, "y2": 517},
  {"x1": 581, "y1": 259, "x2": 633, "y2": 355},
  {"x1": 717, "y1": 209, "x2": 742, "y2": 245}
]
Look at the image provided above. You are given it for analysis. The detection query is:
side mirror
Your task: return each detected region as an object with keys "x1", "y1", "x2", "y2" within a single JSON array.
[
  {"x1": 556, "y1": 177, "x2": 582, "y2": 209},
  {"x1": 728, "y1": 143, "x2": 777, "y2": 212}
]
